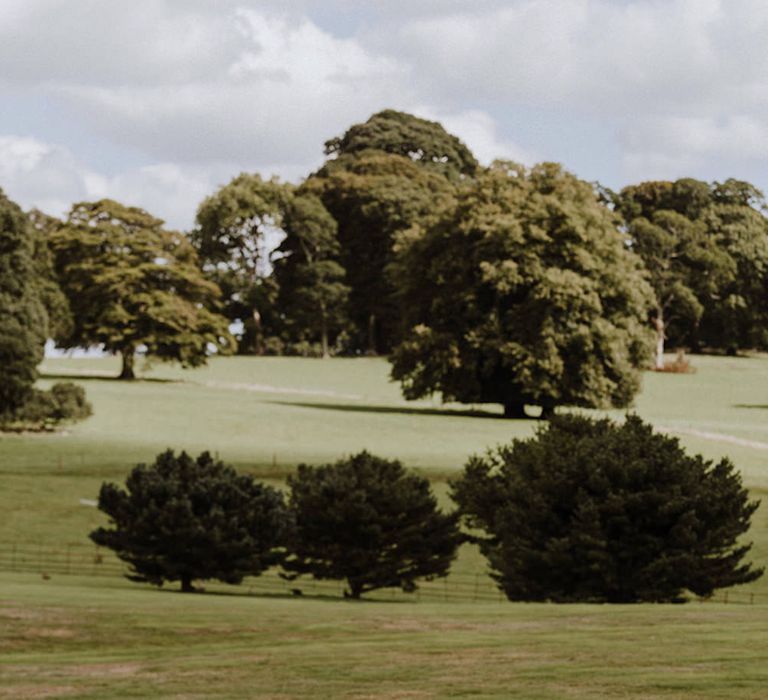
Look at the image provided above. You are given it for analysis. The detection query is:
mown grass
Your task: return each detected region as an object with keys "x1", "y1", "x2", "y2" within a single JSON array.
[
  {"x1": 2, "y1": 354, "x2": 768, "y2": 697},
  {"x1": 1, "y1": 573, "x2": 768, "y2": 699}
]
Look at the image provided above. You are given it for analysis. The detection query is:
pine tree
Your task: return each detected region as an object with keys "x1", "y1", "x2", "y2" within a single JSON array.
[
  {"x1": 452, "y1": 414, "x2": 763, "y2": 602},
  {"x1": 91, "y1": 450, "x2": 290, "y2": 592},
  {"x1": 283, "y1": 451, "x2": 462, "y2": 598}
]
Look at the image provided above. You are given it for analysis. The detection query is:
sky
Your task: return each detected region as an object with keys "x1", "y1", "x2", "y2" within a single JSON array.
[{"x1": 1, "y1": 0, "x2": 767, "y2": 230}]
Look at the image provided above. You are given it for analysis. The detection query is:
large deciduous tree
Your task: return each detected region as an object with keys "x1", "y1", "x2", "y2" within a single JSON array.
[
  {"x1": 306, "y1": 149, "x2": 458, "y2": 353},
  {"x1": 191, "y1": 174, "x2": 292, "y2": 354},
  {"x1": 50, "y1": 199, "x2": 233, "y2": 379},
  {"x1": 616, "y1": 178, "x2": 768, "y2": 360},
  {"x1": 272, "y1": 193, "x2": 350, "y2": 357},
  {"x1": 391, "y1": 161, "x2": 655, "y2": 418},
  {"x1": 324, "y1": 108, "x2": 479, "y2": 181},
  {"x1": 283, "y1": 451, "x2": 462, "y2": 599},
  {"x1": 0, "y1": 189, "x2": 47, "y2": 413},
  {"x1": 91, "y1": 450, "x2": 290, "y2": 592},
  {"x1": 452, "y1": 414, "x2": 763, "y2": 602}
]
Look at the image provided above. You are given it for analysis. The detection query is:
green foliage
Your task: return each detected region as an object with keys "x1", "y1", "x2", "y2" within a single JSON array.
[
  {"x1": 91, "y1": 450, "x2": 289, "y2": 592},
  {"x1": 307, "y1": 150, "x2": 458, "y2": 353},
  {"x1": 452, "y1": 414, "x2": 763, "y2": 603},
  {"x1": 50, "y1": 199, "x2": 233, "y2": 379},
  {"x1": 324, "y1": 109, "x2": 478, "y2": 181},
  {"x1": 192, "y1": 173, "x2": 293, "y2": 354},
  {"x1": 391, "y1": 161, "x2": 655, "y2": 417},
  {"x1": 283, "y1": 451, "x2": 462, "y2": 598},
  {"x1": 28, "y1": 208, "x2": 73, "y2": 340},
  {"x1": 0, "y1": 189, "x2": 47, "y2": 414},
  {"x1": 617, "y1": 178, "x2": 768, "y2": 354},
  {"x1": 1, "y1": 382, "x2": 92, "y2": 431},
  {"x1": 273, "y1": 193, "x2": 350, "y2": 356}
]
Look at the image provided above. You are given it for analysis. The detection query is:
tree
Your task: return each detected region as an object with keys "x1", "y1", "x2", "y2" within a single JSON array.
[
  {"x1": 627, "y1": 211, "x2": 730, "y2": 368},
  {"x1": 91, "y1": 450, "x2": 289, "y2": 592},
  {"x1": 283, "y1": 451, "x2": 462, "y2": 599},
  {"x1": 452, "y1": 414, "x2": 763, "y2": 603},
  {"x1": 306, "y1": 149, "x2": 458, "y2": 353},
  {"x1": 325, "y1": 108, "x2": 479, "y2": 181},
  {"x1": 616, "y1": 178, "x2": 768, "y2": 360},
  {"x1": 49, "y1": 199, "x2": 234, "y2": 379},
  {"x1": 0, "y1": 189, "x2": 47, "y2": 413},
  {"x1": 192, "y1": 174, "x2": 293, "y2": 354},
  {"x1": 391, "y1": 161, "x2": 655, "y2": 418},
  {"x1": 272, "y1": 193, "x2": 350, "y2": 357},
  {"x1": 28, "y1": 209, "x2": 73, "y2": 341}
]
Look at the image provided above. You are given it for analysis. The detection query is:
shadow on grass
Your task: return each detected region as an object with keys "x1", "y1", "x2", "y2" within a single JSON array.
[
  {"x1": 41, "y1": 372, "x2": 179, "y2": 384},
  {"x1": 734, "y1": 404, "x2": 768, "y2": 410},
  {"x1": 152, "y1": 583, "x2": 412, "y2": 604},
  {"x1": 266, "y1": 400, "x2": 516, "y2": 420}
]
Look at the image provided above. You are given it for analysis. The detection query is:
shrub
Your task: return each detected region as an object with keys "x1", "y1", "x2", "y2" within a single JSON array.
[
  {"x1": 91, "y1": 450, "x2": 289, "y2": 592},
  {"x1": 0, "y1": 382, "x2": 91, "y2": 431},
  {"x1": 451, "y1": 414, "x2": 762, "y2": 603},
  {"x1": 283, "y1": 451, "x2": 462, "y2": 598}
]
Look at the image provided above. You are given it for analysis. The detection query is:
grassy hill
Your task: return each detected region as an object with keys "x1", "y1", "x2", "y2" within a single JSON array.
[{"x1": 2, "y1": 354, "x2": 768, "y2": 697}]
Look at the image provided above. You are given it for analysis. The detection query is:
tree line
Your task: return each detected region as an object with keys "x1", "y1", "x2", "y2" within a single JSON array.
[
  {"x1": 3, "y1": 109, "x2": 768, "y2": 419},
  {"x1": 92, "y1": 414, "x2": 762, "y2": 602}
]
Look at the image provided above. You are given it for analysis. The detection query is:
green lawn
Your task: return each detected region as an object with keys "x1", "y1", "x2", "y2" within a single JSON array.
[
  {"x1": 1, "y1": 573, "x2": 767, "y2": 699},
  {"x1": 2, "y1": 354, "x2": 768, "y2": 698}
]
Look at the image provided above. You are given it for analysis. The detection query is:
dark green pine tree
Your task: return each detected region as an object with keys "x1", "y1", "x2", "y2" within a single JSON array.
[
  {"x1": 452, "y1": 414, "x2": 763, "y2": 603},
  {"x1": 283, "y1": 451, "x2": 463, "y2": 599},
  {"x1": 91, "y1": 450, "x2": 290, "y2": 592},
  {"x1": 0, "y1": 189, "x2": 48, "y2": 415}
]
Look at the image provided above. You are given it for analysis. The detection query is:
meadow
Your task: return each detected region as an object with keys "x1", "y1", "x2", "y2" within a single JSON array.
[{"x1": 2, "y1": 354, "x2": 768, "y2": 698}]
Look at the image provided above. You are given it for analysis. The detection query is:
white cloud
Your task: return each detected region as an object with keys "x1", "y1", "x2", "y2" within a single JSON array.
[{"x1": 53, "y1": 10, "x2": 409, "y2": 165}]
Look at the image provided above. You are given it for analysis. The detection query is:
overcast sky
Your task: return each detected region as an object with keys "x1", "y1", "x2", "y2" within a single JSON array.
[{"x1": 1, "y1": 0, "x2": 767, "y2": 230}]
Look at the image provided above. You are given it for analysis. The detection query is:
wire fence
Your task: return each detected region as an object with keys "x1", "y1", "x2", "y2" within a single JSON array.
[{"x1": 0, "y1": 540, "x2": 764, "y2": 605}]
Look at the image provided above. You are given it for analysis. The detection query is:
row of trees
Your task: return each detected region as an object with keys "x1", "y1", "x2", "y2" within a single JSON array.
[
  {"x1": 92, "y1": 415, "x2": 761, "y2": 602},
  {"x1": 8, "y1": 109, "x2": 768, "y2": 417},
  {"x1": 92, "y1": 450, "x2": 461, "y2": 598}
]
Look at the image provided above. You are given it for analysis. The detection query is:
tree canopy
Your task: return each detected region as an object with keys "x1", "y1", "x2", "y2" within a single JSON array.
[
  {"x1": 324, "y1": 109, "x2": 478, "y2": 181},
  {"x1": 192, "y1": 173, "x2": 292, "y2": 354},
  {"x1": 272, "y1": 192, "x2": 349, "y2": 357},
  {"x1": 283, "y1": 451, "x2": 462, "y2": 599},
  {"x1": 0, "y1": 189, "x2": 47, "y2": 414},
  {"x1": 50, "y1": 199, "x2": 233, "y2": 379},
  {"x1": 306, "y1": 150, "x2": 458, "y2": 353},
  {"x1": 451, "y1": 414, "x2": 763, "y2": 602},
  {"x1": 616, "y1": 178, "x2": 768, "y2": 359},
  {"x1": 391, "y1": 161, "x2": 655, "y2": 418},
  {"x1": 91, "y1": 450, "x2": 290, "y2": 592}
]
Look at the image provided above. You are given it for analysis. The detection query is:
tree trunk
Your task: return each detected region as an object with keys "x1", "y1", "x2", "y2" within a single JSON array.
[
  {"x1": 119, "y1": 349, "x2": 135, "y2": 380},
  {"x1": 367, "y1": 313, "x2": 377, "y2": 356},
  {"x1": 540, "y1": 404, "x2": 555, "y2": 420},
  {"x1": 252, "y1": 309, "x2": 262, "y2": 355},
  {"x1": 180, "y1": 575, "x2": 193, "y2": 593},
  {"x1": 320, "y1": 305, "x2": 330, "y2": 359},
  {"x1": 346, "y1": 580, "x2": 363, "y2": 599},
  {"x1": 503, "y1": 401, "x2": 527, "y2": 419},
  {"x1": 654, "y1": 314, "x2": 665, "y2": 370}
]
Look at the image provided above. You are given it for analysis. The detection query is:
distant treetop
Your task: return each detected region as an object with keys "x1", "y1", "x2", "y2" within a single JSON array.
[{"x1": 324, "y1": 109, "x2": 479, "y2": 180}]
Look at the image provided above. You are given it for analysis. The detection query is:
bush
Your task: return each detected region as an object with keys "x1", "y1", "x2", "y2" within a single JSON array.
[
  {"x1": 91, "y1": 450, "x2": 289, "y2": 592},
  {"x1": 0, "y1": 382, "x2": 91, "y2": 431},
  {"x1": 283, "y1": 451, "x2": 463, "y2": 598},
  {"x1": 451, "y1": 414, "x2": 762, "y2": 603}
]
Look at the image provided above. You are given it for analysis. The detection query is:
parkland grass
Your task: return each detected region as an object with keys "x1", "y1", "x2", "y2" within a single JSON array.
[{"x1": 2, "y1": 354, "x2": 768, "y2": 697}]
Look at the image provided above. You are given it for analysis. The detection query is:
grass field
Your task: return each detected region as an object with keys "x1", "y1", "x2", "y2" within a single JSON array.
[{"x1": 2, "y1": 354, "x2": 768, "y2": 697}]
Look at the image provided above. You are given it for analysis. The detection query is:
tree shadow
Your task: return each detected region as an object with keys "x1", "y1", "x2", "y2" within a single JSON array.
[
  {"x1": 733, "y1": 404, "x2": 768, "y2": 410},
  {"x1": 267, "y1": 400, "x2": 515, "y2": 420},
  {"x1": 40, "y1": 372, "x2": 179, "y2": 384}
]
